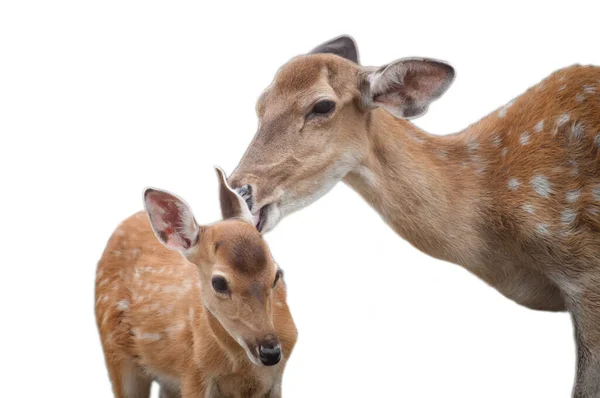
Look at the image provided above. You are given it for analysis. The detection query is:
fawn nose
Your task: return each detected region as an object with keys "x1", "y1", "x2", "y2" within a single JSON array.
[{"x1": 258, "y1": 337, "x2": 281, "y2": 366}]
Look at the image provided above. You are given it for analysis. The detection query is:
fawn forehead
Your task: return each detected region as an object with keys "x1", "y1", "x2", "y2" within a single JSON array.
[
  {"x1": 258, "y1": 54, "x2": 359, "y2": 113},
  {"x1": 211, "y1": 221, "x2": 271, "y2": 275}
]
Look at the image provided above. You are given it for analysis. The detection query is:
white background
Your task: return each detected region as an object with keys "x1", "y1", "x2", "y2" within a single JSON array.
[{"x1": 2, "y1": 1, "x2": 597, "y2": 397}]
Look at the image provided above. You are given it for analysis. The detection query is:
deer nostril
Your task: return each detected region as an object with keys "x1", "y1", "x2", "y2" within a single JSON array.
[
  {"x1": 236, "y1": 184, "x2": 254, "y2": 209},
  {"x1": 258, "y1": 339, "x2": 281, "y2": 366}
]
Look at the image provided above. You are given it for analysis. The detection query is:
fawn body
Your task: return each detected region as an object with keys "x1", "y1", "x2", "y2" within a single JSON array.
[
  {"x1": 228, "y1": 36, "x2": 600, "y2": 396},
  {"x1": 95, "y1": 169, "x2": 297, "y2": 397}
]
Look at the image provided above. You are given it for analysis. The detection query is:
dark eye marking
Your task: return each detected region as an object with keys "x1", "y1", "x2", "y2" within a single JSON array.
[
  {"x1": 211, "y1": 275, "x2": 229, "y2": 294},
  {"x1": 272, "y1": 269, "x2": 283, "y2": 288},
  {"x1": 307, "y1": 100, "x2": 336, "y2": 119}
]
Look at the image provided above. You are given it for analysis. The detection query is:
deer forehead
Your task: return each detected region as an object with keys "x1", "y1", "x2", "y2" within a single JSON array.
[
  {"x1": 260, "y1": 54, "x2": 359, "y2": 109},
  {"x1": 208, "y1": 221, "x2": 273, "y2": 277}
]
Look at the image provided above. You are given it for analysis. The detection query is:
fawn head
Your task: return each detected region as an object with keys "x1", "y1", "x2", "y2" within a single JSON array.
[
  {"x1": 229, "y1": 35, "x2": 455, "y2": 232},
  {"x1": 143, "y1": 168, "x2": 284, "y2": 366}
]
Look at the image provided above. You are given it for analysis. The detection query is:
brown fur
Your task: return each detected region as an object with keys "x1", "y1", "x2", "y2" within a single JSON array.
[
  {"x1": 230, "y1": 49, "x2": 600, "y2": 396},
  {"x1": 95, "y1": 212, "x2": 297, "y2": 397}
]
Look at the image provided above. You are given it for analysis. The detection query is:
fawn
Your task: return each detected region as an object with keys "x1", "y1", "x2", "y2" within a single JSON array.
[
  {"x1": 228, "y1": 35, "x2": 600, "y2": 396},
  {"x1": 95, "y1": 168, "x2": 297, "y2": 397}
]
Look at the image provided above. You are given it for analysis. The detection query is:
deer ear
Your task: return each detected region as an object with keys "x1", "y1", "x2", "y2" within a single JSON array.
[
  {"x1": 143, "y1": 188, "x2": 200, "y2": 252},
  {"x1": 215, "y1": 166, "x2": 254, "y2": 224},
  {"x1": 364, "y1": 58, "x2": 454, "y2": 119},
  {"x1": 310, "y1": 34, "x2": 359, "y2": 64}
]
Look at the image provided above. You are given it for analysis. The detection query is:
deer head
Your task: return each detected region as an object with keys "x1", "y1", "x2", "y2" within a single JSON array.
[
  {"x1": 143, "y1": 167, "x2": 284, "y2": 366},
  {"x1": 229, "y1": 35, "x2": 455, "y2": 232}
]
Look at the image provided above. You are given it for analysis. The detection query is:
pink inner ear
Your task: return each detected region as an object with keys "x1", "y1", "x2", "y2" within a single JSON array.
[
  {"x1": 146, "y1": 191, "x2": 195, "y2": 250},
  {"x1": 165, "y1": 231, "x2": 188, "y2": 250}
]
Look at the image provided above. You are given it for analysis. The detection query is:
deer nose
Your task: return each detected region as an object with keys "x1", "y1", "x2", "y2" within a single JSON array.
[
  {"x1": 258, "y1": 337, "x2": 281, "y2": 366},
  {"x1": 235, "y1": 184, "x2": 254, "y2": 210}
]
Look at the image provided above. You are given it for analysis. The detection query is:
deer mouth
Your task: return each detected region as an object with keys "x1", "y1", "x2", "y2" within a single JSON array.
[
  {"x1": 255, "y1": 205, "x2": 270, "y2": 232},
  {"x1": 235, "y1": 185, "x2": 278, "y2": 233}
]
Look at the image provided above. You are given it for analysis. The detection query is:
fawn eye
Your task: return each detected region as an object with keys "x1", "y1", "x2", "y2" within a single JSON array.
[
  {"x1": 308, "y1": 100, "x2": 335, "y2": 118},
  {"x1": 211, "y1": 275, "x2": 229, "y2": 294},
  {"x1": 272, "y1": 269, "x2": 283, "y2": 288}
]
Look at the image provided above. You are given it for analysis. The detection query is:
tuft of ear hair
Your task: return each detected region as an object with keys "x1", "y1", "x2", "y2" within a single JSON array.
[
  {"x1": 310, "y1": 34, "x2": 360, "y2": 64},
  {"x1": 215, "y1": 166, "x2": 254, "y2": 225},
  {"x1": 365, "y1": 58, "x2": 455, "y2": 119},
  {"x1": 143, "y1": 188, "x2": 200, "y2": 252}
]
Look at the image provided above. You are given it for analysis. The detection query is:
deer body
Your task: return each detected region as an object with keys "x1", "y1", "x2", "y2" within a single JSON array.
[
  {"x1": 228, "y1": 36, "x2": 600, "y2": 396},
  {"x1": 96, "y1": 171, "x2": 297, "y2": 397},
  {"x1": 346, "y1": 64, "x2": 600, "y2": 312}
]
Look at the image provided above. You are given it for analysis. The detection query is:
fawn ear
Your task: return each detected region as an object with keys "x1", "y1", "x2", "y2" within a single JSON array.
[
  {"x1": 215, "y1": 166, "x2": 254, "y2": 224},
  {"x1": 364, "y1": 58, "x2": 454, "y2": 119},
  {"x1": 143, "y1": 188, "x2": 200, "y2": 252},
  {"x1": 310, "y1": 34, "x2": 359, "y2": 64}
]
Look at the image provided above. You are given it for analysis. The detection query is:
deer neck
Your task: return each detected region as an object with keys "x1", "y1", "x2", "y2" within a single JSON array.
[{"x1": 344, "y1": 108, "x2": 487, "y2": 266}]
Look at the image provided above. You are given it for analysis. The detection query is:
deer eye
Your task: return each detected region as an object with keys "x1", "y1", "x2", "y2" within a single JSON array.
[
  {"x1": 308, "y1": 100, "x2": 335, "y2": 118},
  {"x1": 272, "y1": 269, "x2": 283, "y2": 288},
  {"x1": 211, "y1": 275, "x2": 229, "y2": 294}
]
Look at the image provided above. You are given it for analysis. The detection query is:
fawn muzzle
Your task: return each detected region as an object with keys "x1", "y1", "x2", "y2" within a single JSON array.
[{"x1": 258, "y1": 336, "x2": 282, "y2": 366}]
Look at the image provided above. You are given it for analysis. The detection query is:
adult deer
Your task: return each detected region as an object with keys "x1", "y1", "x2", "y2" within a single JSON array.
[
  {"x1": 229, "y1": 35, "x2": 600, "y2": 396},
  {"x1": 95, "y1": 168, "x2": 297, "y2": 397}
]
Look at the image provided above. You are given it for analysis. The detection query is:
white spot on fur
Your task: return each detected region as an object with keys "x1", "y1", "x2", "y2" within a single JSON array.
[
  {"x1": 498, "y1": 100, "x2": 514, "y2": 118},
  {"x1": 522, "y1": 204, "x2": 536, "y2": 214},
  {"x1": 470, "y1": 154, "x2": 487, "y2": 174},
  {"x1": 467, "y1": 137, "x2": 479, "y2": 152},
  {"x1": 112, "y1": 250, "x2": 121, "y2": 256},
  {"x1": 96, "y1": 294, "x2": 107, "y2": 305},
  {"x1": 534, "y1": 120, "x2": 544, "y2": 132},
  {"x1": 568, "y1": 160, "x2": 579, "y2": 177},
  {"x1": 576, "y1": 93, "x2": 585, "y2": 103},
  {"x1": 561, "y1": 209, "x2": 576, "y2": 225},
  {"x1": 132, "y1": 328, "x2": 161, "y2": 341},
  {"x1": 556, "y1": 113, "x2": 570, "y2": 129},
  {"x1": 571, "y1": 122, "x2": 585, "y2": 139},
  {"x1": 535, "y1": 223, "x2": 550, "y2": 235},
  {"x1": 102, "y1": 312, "x2": 109, "y2": 326},
  {"x1": 501, "y1": 147, "x2": 508, "y2": 158},
  {"x1": 491, "y1": 134, "x2": 502, "y2": 147},
  {"x1": 520, "y1": 132, "x2": 530, "y2": 145},
  {"x1": 275, "y1": 301, "x2": 285, "y2": 308},
  {"x1": 98, "y1": 279, "x2": 108, "y2": 288},
  {"x1": 117, "y1": 300, "x2": 129, "y2": 311},
  {"x1": 166, "y1": 322, "x2": 186, "y2": 335},
  {"x1": 566, "y1": 190, "x2": 581, "y2": 203},
  {"x1": 592, "y1": 185, "x2": 600, "y2": 201},
  {"x1": 584, "y1": 85, "x2": 596, "y2": 94},
  {"x1": 531, "y1": 176, "x2": 552, "y2": 197},
  {"x1": 116, "y1": 229, "x2": 125, "y2": 236},
  {"x1": 508, "y1": 178, "x2": 521, "y2": 190},
  {"x1": 558, "y1": 84, "x2": 567, "y2": 91}
]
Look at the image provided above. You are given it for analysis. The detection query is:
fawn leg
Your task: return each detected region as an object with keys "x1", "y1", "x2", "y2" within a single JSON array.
[
  {"x1": 570, "y1": 293, "x2": 600, "y2": 397},
  {"x1": 158, "y1": 384, "x2": 181, "y2": 398},
  {"x1": 104, "y1": 354, "x2": 152, "y2": 398}
]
